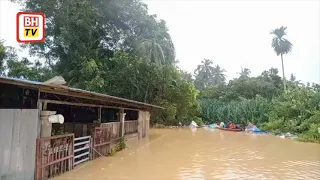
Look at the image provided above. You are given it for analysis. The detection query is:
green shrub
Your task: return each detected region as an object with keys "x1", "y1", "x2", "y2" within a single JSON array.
[
  {"x1": 200, "y1": 84, "x2": 320, "y2": 143},
  {"x1": 298, "y1": 124, "x2": 320, "y2": 143},
  {"x1": 297, "y1": 112, "x2": 320, "y2": 142},
  {"x1": 110, "y1": 137, "x2": 127, "y2": 156}
]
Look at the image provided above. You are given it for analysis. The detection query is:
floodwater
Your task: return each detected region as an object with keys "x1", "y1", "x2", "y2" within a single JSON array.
[{"x1": 55, "y1": 128, "x2": 320, "y2": 180}]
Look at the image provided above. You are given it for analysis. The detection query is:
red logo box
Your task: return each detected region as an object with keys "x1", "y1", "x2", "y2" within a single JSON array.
[{"x1": 16, "y1": 12, "x2": 45, "y2": 43}]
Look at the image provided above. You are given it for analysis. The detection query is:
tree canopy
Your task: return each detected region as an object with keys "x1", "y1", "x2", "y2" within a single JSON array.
[{"x1": 2, "y1": 0, "x2": 199, "y2": 126}]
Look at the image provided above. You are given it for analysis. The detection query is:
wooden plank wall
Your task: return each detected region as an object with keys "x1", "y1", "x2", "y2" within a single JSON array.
[{"x1": 0, "y1": 109, "x2": 39, "y2": 180}]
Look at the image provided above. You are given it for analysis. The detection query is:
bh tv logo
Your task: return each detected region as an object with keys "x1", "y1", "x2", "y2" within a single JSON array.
[{"x1": 16, "y1": 12, "x2": 45, "y2": 43}]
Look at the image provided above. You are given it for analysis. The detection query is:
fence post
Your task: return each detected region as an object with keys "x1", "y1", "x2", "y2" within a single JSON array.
[
  {"x1": 119, "y1": 109, "x2": 126, "y2": 137},
  {"x1": 138, "y1": 111, "x2": 143, "y2": 139},
  {"x1": 145, "y1": 111, "x2": 150, "y2": 137},
  {"x1": 90, "y1": 137, "x2": 93, "y2": 160},
  {"x1": 35, "y1": 138, "x2": 41, "y2": 180}
]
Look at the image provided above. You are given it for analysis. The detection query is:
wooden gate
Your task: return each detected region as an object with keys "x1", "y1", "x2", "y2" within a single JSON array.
[
  {"x1": 35, "y1": 134, "x2": 74, "y2": 180},
  {"x1": 74, "y1": 136, "x2": 92, "y2": 166}
]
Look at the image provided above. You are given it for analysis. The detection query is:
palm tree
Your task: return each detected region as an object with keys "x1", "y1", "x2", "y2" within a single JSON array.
[
  {"x1": 270, "y1": 26, "x2": 293, "y2": 91},
  {"x1": 137, "y1": 38, "x2": 165, "y2": 65},
  {"x1": 289, "y1": 73, "x2": 296, "y2": 82},
  {"x1": 212, "y1": 65, "x2": 227, "y2": 84},
  {"x1": 135, "y1": 23, "x2": 175, "y2": 101},
  {"x1": 237, "y1": 67, "x2": 251, "y2": 78},
  {"x1": 135, "y1": 22, "x2": 175, "y2": 65},
  {"x1": 194, "y1": 59, "x2": 215, "y2": 88}
]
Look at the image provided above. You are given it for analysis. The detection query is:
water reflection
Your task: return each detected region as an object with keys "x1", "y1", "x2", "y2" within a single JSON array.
[
  {"x1": 54, "y1": 129, "x2": 320, "y2": 180},
  {"x1": 219, "y1": 131, "x2": 225, "y2": 140},
  {"x1": 191, "y1": 127, "x2": 197, "y2": 134}
]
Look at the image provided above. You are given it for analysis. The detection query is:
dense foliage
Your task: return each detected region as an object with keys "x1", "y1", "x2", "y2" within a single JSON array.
[
  {"x1": 198, "y1": 63, "x2": 320, "y2": 143},
  {"x1": 2, "y1": 0, "x2": 200, "y2": 127},
  {"x1": 1, "y1": 0, "x2": 319, "y2": 142}
]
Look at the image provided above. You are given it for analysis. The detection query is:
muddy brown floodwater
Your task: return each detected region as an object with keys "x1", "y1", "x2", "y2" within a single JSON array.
[{"x1": 55, "y1": 128, "x2": 320, "y2": 180}]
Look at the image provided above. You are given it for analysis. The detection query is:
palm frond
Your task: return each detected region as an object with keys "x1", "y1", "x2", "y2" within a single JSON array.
[{"x1": 270, "y1": 26, "x2": 292, "y2": 56}]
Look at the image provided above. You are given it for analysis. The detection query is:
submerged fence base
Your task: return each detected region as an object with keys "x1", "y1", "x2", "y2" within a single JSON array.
[
  {"x1": 36, "y1": 134, "x2": 74, "y2": 180},
  {"x1": 35, "y1": 121, "x2": 140, "y2": 179},
  {"x1": 93, "y1": 123, "x2": 121, "y2": 159}
]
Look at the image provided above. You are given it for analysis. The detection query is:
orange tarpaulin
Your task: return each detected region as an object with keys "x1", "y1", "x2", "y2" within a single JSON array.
[{"x1": 229, "y1": 123, "x2": 236, "y2": 129}]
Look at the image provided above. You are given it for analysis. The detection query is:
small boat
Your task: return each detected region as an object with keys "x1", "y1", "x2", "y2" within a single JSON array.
[{"x1": 217, "y1": 127, "x2": 241, "y2": 132}]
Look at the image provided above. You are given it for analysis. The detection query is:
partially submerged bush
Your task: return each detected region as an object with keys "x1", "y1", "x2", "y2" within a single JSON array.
[
  {"x1": 201, "y1": 84, "x2": 320, "y2": 143},
  {"x1": 260, "y1": 86, "x2": 320, "y2": 142},
  {"x1": 110, "y1": 137, "x2": 127, "y2": 156},
  {"x1": 298, "y1": 124, "x2": 320, "y2": 143}
]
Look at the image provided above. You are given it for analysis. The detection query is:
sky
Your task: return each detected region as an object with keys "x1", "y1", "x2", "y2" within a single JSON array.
[{"x1": 1, "y1": 0, "x2": 319, "y2": 83}]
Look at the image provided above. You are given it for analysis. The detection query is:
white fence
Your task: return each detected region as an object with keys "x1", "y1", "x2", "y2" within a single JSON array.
[{"x1": 74, "y1": 136, "x2": 92, "y2": 166}]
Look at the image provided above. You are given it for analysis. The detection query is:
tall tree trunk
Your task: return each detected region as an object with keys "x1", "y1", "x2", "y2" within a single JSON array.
[{"x1": 281, "y1": 54, "x2": 286, "y2": 91}]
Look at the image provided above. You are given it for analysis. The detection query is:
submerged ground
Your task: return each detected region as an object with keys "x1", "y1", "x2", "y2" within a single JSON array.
[{"x1": 55, "y1": 128, "x2": 320, "y2": 180}]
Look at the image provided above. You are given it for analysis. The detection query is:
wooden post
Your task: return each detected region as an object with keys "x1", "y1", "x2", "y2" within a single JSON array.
[
  {"x1": 119, "y1": 109, "x2": 125, "y2": 137},
  {"x1": 145, "y1": 111, "x2": 150, "y2": 137},
  {"x1": 37, "y1": 89, "x2": 41, "y2": 138},
  {"x1": 83, "y1": 124, "x2": 87, "y2": 136},
  {"x1": 138, "y1": 111, "x2": 143, "y2": 139},
  {"x1": 98, "y1": 106, "x2": 102, "y2": 122},
  {"x1": 39, "y1": 101, "x2": 52, "y2": 180},
  {"x1": 43, "y1": 102, "x2": 47, "y2": 110},
  {"x1": 37, "y1": 101, "x2": 43, "y2": 138}
]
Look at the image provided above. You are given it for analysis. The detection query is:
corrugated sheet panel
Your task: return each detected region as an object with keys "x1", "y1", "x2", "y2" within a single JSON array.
[
  {"x1": 0, "y1": 76, "x2": 42, "y2": 85},
  {"x1": 0, "y1": 109, "x2": 39, "y2": 180}
]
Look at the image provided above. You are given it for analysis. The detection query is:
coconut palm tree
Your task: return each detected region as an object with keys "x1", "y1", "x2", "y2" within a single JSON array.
[
  {"x1": 270, "y1": 26, "x2": 293, "y2": 91},
  {"x1": 135, "y1": 21, "x2": 175, "y2": 65},
  {"x1": 237, "y1": 67, "x2": 251, "y2": 78},
  {"x1": 212, "y1": 65, "x2": 227, "y2": 84},
  {"x1": 136, "y1": 37, "x2": 175, "y2": 65},
  {"x1": 194, "y1": 59, "x2": 215, "y2": 88}
]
